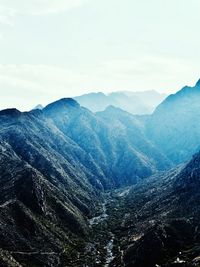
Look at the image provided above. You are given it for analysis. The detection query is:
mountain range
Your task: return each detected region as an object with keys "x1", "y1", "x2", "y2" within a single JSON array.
[
  {"x1": 74, "y1": 90, "x2": 167, "y2": 115},
  {"x1": 1, "y1": 80, "x2": 200, "y2": 266}
]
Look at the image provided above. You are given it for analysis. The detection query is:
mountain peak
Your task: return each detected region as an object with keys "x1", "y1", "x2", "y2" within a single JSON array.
[
  {"x1": 195, "y1": 79, "x2": 200, "y2": 87},
  {"x1": 32, "y1": 104, "x2": 43, "y2": 110},
  {"x1": 0, "y1": 108, "x2": 21, "y2": 116},
  {"x1": 97, "y1": 105, "x2": 132, "y2": 119},
  {"x1": 44, "y1": 98, "x2": 80, "y2": 114}
]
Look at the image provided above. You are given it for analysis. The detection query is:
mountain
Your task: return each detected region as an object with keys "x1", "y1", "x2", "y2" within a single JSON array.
[
  {"x1": 97, "y1": 105, "x2": 171, "y2": 174},
  {"x1": 0, "y1": 140, "x2": 92, "y2": 266},
  {"x1": 105, "y1": 150, "x2": 200, "y2": 267},
  {"x1": 0, "y1": 98, "x2": 171, "y2": 266},
  {"x1": 146, "y1": 80, "x2": 200, "y2": 164},
  {"x1": 1, "y1": 81, "x2": 200, "y2": 267},
  {"x1": 0, "y1": 107, "x2": 102, "y2": 266},
  {"x1": 74, "y1": 90, "x2": 166, "y2": 115},
  {"x1": 120, "y1": 89, "x2": 167, "y2": 111},
  {"x1": 32, "y1": 104, "x2": 43, "y2": 110},
  {"x1": 43, "y1": 99, "x2": 170, "y2": 187}
]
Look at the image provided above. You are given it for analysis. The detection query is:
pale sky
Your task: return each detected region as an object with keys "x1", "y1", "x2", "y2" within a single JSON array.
[{"x1": 0, "y1": 0, "x2": 200, "y2": 110}]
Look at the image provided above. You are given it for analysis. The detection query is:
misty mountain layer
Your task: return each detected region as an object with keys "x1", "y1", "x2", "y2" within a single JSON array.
[{"x1": 74, "y1": 90, "x2": 166, "y2": 115}]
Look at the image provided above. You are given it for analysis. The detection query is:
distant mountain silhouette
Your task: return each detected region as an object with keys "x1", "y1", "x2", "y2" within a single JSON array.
[
  {"x1": 74, "y1": 90, "x2": 166, "y2": 115},
  {"x1": 32, "y1": 104, "x2": 43, "y2": 110}
]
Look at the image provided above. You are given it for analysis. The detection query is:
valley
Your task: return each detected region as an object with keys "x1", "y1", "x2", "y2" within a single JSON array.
[
  {"x1": 1, "y1": 0, "x2": 200, "y2": 265},
  {"x1": 1, "y1": 80, "x2": 200, "y2": 266},
  {"x1": 83, "y1": 165, "x2": 200, "y2": 267}
]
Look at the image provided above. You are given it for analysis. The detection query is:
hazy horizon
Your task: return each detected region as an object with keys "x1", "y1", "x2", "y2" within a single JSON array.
[
  {"x1": 0, "y1": 0, "x2": 200, "y2": 110},
  {"x1": 0, "y1": 88, "x2": 167, "y2": 112}
]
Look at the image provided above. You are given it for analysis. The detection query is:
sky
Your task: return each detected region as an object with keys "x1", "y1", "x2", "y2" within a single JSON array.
[{"x1": 0, "y1": 0, "x2": 200, "y2": 110}]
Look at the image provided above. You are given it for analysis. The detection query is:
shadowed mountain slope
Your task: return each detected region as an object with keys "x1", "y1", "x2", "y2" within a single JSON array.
[
  {"x1": 110, "y1": 151, "x2": 200, "y2": 267},
  {"x1": 0, "y1": 141, "x2": 91, "y2": 267}
]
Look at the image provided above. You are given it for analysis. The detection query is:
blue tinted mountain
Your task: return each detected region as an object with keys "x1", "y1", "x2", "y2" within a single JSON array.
[
  {"x1": 32, "y1": 104, "x2": 43, "y2": 110},
  {"x1": 0, "y1": 107, "x2": 102, "y2": 266},
  {"x1": 0, "y1": 97, "x2": 170, "y2": 266},
  {"x1": 74, "y1": 90, "x2": 166, "y2": 115},
  {"x1": 146, "y1": 80, "x2": 200, "y2": 164},
  {"x1": 43, "y1": 99, "x2": 170, "y2": 187},
  {"x1": 1, "y1": 80, "x2": 200, "y2": 267}
]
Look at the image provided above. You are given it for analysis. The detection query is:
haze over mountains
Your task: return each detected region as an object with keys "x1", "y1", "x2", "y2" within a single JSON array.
[
  {"x1": 74, "y1": 90, "x2": 167, "y2": 115},
  {"x1": 147, "y1": 79, "x2": 200, "y2": 164},
  {"x1": 1, "y1": 80, "x2": 200, "y2": 266}
]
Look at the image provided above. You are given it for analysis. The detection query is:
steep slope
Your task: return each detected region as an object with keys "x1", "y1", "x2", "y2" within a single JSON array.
[
  {"x1": 106, "y1": 151, "x2": 200, "y2": 267},
  {"x1": 0, "y1": 107, "x2": 105, "y2": 266},
  {"x1": 0, "y1": 98, "x2": 172, "y2": 266},
  {"x1": 0, "y1": 107, "x2": 103, "y2": 193},
  {"x1": 146, "y1": 79, "x2": 200, "y2": 164},
  {"x1": 0, "y1": 141, "x2": 90, "y2": 267},
  {"x1": 74, "y1": 90, "x2": 166, "y2": 115},
  {"x1": 97, "y1": 106, "x2": 171, "y2": 173},
  {"x1": 43, "y1": 99, "x2": 170, "y2": 186}
]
